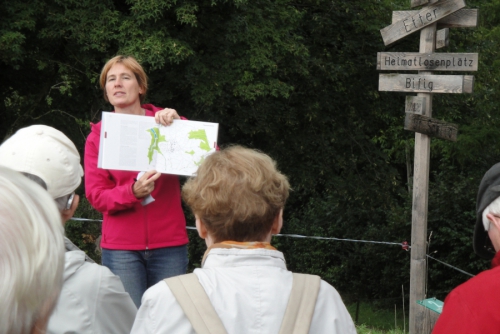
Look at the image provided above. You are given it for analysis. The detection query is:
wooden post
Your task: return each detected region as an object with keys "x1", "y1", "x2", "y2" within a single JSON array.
[
  {"x1": 379, "y1": 74, "x2": 475, "y2": 93},
  {"x1": 411, "y1": 0, "x2": 429, "y2": 8},
  {"x1": 404, "y1": 113, "x2": 458, "y2": 141},
  {"x1": 392, "y1": 9, "x2": 479, "y2": 28},
  {"x1": 380, "y1": 0, "x2": 466, "y2": 46},
  {"x1": 409, "y1": 1, "x2": 437, "y2": 331},
  {"x1": 378, "y1": 3, "x2": 477, "y2": 332},
  {"x1": 436, "y1": 28, "x2": 450, "y2": 49}
]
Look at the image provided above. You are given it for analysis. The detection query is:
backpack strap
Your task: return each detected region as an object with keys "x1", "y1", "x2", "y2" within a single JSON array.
[
  {"x1": 164, "y1": 274, "x2": 228, "y2": 334},
  {"x1": 165, "y1": 273, "x2": 321, "y2": 334},
  {"x1": 278, "y1": 273, "x2": 322, "y2": 334}
]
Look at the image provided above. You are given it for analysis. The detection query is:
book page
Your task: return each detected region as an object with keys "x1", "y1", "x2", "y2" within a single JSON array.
[{"x1": 98, "y1": 112, "x2": 218, "y2": 176}]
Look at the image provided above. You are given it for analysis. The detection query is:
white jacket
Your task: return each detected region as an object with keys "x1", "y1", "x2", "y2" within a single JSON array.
[
  {"x1": 47, "y1": 238, "x2": 137, "y2": 333},
  {"x1": 131, "y1": 248, "x2": 356, "y2": 334}
]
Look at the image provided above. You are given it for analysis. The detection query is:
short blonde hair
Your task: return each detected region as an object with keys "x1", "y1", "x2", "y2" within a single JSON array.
[
  {"x1": 99, "y1": 55, "x2": 148, "y2": 103},
  {"x1": 0, "y1": 166, "x2": 64, "y2": 333},
  {"x1": 182, "y1": 146, "x2": 290, "y2": 242}
]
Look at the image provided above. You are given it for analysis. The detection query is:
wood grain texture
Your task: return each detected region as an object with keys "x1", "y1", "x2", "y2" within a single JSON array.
[
  {"x1": 410, "y1": 5, "x2": 437, "y2": 332},
  {"x1": 379, "y1": 74, "x2": 474, "y2": 93},
  {"x1": 436, "y1": 28, "x2": 449, "y2": 49},
  {"x1": 463, "y1": 75, "x2": 475, "y2": 93},
  {"x1": 411, "y1": 0, "x2": 430, "y2": 8},
  {"x1": 404, "y1": 113, "x2": 458, "y2": 141},
  {"x1": 405, "y1": 96, "x2": 427, "y2": 115},
  {"x1": 393, "y1": 9, "x2": 478, "y2": 28},
  {"x1": 381, "y1": 0, "x2": 466, "y2": 45},
  {"x1": 377, "y1": 52, "x2": 478, "y2": 71}
]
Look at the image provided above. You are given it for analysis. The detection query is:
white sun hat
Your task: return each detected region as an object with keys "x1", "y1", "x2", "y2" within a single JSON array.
[{"x1": 0, "y1": 125, "x2": 84, "y2": 199}]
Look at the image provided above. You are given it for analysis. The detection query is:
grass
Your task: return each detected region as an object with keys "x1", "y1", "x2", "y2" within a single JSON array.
[
  {"x1": 356, "y1": 324, "x2": 406, "y2": 334},
  {"x1": 347, "y1": 301, "x2": 408, "y2": 333}
]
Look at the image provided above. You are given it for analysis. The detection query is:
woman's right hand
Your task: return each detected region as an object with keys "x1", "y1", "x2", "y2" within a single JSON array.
[
  {"x1": 155, "y1": 108, "x2": 180, "y2": 126},
  {"x1": 133, "y1": 170, "x2": 161, "y2": 198}
]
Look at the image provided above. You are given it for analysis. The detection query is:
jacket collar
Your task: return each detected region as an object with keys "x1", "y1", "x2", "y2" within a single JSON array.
[
  {"x1": 64, "y1": 237, "x2": 95, "y2": 263},
  {"x1": 491, "y1": 251, "x2": 500, "y2": 269},
  {"x1": 202, "y1": 248, "x2": 287, "y2": 270}
]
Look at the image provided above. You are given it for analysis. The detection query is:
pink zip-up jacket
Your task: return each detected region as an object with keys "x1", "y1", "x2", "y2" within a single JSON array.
[{"x1": 84, "y1": 104, "x2": 189, "y2": 250}]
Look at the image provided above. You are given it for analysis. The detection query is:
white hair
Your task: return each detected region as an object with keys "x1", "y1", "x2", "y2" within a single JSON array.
[
  {"x1": 482, "y1": 196, "x2": 500, "y2": 231},
  {"x1": 0, "y1": 166, "x2": 65, "y2": 334},
  {"x1": 21, "y1": 172, "x2": 72, "y2": 212}
]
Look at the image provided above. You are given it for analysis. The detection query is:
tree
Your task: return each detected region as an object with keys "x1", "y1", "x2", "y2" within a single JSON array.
[{"x1": 2, "y1": 0, "x2": 500, "y2": 304}]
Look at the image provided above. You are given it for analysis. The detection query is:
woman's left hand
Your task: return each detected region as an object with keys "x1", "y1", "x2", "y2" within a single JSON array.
[{"x1": 155, "y1": 108, "x2": 180, "y2": 126}]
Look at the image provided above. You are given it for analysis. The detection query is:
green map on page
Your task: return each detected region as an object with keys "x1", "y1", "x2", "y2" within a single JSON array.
[
  {"x1": 146, "y1": 127, "x2": 212, "y2": 168},
  {"x1": 98, "y1": 112, "x2": 218, "y2": 176}
]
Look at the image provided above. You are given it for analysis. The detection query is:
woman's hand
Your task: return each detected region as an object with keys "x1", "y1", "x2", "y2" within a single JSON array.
[
  {"x1": 155, "y1": 108, "x2": 180, "y2": 126},
  {"x1": 133, "y1": 170, "x2": 161, "y2": 198}
]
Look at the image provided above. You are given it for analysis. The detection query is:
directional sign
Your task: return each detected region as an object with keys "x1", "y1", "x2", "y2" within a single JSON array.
[
  {"x1": 411, "y1": 0, "x2": 429, "y2": 8},
  {"x1": 393, "y1": 9, "x2": 478, "y2": 28},
  {"x1": 379, "y1": 74, "x2": 474, "y2": 93},
  {"x1": 377, "y1": 52, "x2": 478, "y2": 71},
  {"x1": 417, "y1": 298, "x2": 444, "y2": 314},
  {"x1": 380, "y1": 0, "x2": 466, "y2": 45},
  {"x1": 379, "y1": 0, "x2": 478, "y2": 332},
  {"x1": 405, "y1": 113, "x2": 458, "y2": 141}
]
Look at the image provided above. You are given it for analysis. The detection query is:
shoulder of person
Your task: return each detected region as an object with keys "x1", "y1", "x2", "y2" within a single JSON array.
[
  {"x1": 87, "y1": 121, "x2": 102, "y2": 138},
  {"x1": 142, "y1": 103, "x2": 163, "y2": 113},
  {"x1": 143, "y1": 278, "x2": 174, "y2": 302},
  {"x1": 451, "y1": 264, "x2": 500, "y2": 299}
]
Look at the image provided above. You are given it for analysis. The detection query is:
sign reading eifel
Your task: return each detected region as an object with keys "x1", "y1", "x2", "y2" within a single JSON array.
[{"x1": 377, "y1": 1, "x2": 478, "y2": 334}]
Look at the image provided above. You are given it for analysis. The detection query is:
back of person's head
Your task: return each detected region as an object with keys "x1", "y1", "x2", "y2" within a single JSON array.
[
  {"x1": 0, "y1": 166, "x2": 65, "y2": 334},
  {"x1": 474, "y1": 162, "x2": 500, "y2": 259},
  {"x1": 182, "y1": 145, "x2": 290, "y2": 243},
  {"x1": 0, "y1": 125, "x2": 83, "y2": 211},
  {"x1": 482, "y1": 196, "x2": 500, "y2": 232}
]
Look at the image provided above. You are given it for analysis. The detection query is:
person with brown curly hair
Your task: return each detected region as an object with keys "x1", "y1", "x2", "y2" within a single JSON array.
[{"x1": 131, "y1": 146, "x2": 356, "y2": 334}]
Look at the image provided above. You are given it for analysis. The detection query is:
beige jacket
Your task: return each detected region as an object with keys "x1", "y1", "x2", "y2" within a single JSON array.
[
  {"x1": 131, "y1": 248, "x2": 356, "y2": 334},
  {"x1": 47, "y1": 238, "x2": 137, "y2": 333}
]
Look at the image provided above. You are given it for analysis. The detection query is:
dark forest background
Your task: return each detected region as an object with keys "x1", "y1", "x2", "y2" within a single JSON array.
[{"x1": 2, "y1": 0, "x2": 499, "y2": 305}]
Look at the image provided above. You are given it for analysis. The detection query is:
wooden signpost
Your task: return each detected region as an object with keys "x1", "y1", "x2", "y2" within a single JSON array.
[
  {"x1": 379, "y1": 74, "x2": 474, "y2": 93},
  {"x1": 380, "y1": 0, "x2": 466, "y2": 45},
  {"x1": 406, "y1": 96, "x2": 427, "y2": 114},
  {"x1": 436, "y1": 28, "x2": 449, "y2": 49},
  {"x1": 405, "y1": 113, "x2": 458, "y2": 141},
  {"x1": 412, "y1": 0, "x2": 430, "y2": 7},
  {"x1": 392, "y1": 8, "x2": 478, "y2": 28},
  {"x1": 377, "y1": 52, "x2": 478, "y2": 71},
  {"x1": 377, "y1": 1, "x2": 478, "y2": 333}
]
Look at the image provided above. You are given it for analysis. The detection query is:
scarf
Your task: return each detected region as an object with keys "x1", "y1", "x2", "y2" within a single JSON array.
[{"x1": 201, "y1": 241, "x2": 276, "y2": 267}]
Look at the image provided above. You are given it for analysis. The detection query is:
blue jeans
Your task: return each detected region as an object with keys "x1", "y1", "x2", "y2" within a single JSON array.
[{"x1": 102, "y1": 245, "x2": 188, "y2": 307}]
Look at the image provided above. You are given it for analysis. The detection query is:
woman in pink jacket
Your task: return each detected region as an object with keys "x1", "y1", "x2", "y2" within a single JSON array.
[{"x1": 84, "y1": 55, "x2": 189, "y2": 307}]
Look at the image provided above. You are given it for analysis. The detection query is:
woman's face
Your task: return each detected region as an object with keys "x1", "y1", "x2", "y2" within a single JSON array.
[{"x1": 105, "y1": 63, "x2": 143, "y2": 110}]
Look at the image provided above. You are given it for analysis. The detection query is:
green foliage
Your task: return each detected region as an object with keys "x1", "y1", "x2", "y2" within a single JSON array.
[
  {"x1": 67, "y1": 197, "x2": 103, "y2": 262},
  {"x1": 349, "y1": 301, "x2": 408, "y2": 332},
  {"x1": 2, "y1": 0, "x2": 500, "y2": 306},
  {"x1": 356, "y1": 324, "x2": 406, "y2": 334}
]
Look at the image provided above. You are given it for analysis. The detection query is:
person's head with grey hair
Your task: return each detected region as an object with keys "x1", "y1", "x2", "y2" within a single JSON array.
[
  {"x1": 0, "y1": 125, "x2": 84, "y2": 223},
  {"x1": 0, "y1": 165, "x2": 65, "y2": 334},
  {"x1": 474, "y1": 163, "x2": 500, "y2": 259}
]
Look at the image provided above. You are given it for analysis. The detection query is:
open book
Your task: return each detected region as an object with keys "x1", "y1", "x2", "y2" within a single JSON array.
[{"x1": 98, "y1": 112, "x2": 218, "y2": 176}]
